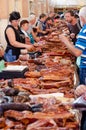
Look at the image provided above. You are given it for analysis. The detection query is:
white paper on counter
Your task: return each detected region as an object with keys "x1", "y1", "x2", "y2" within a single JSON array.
[
  {"x1": 30, "y1": 92, "x2": 75, "y2": 104},
  {"x1": 30, "y1": 92, "x2": 64, "y2": 99},
  {"x1": 2, "y1": 65, "x2": 28, "y2": 72}
]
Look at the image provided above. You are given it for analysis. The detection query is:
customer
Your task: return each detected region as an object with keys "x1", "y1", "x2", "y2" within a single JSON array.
[
  {"x1": 64, "y1": 10, "x2": 81, "y2": 44},
  {"x1": 59, "y1": 6, "x2": 86, "y2": 130},
  {"x1": 4, "y1": 11, "x2": 34, "y2": 62},
  {"x1": 60, "y1": 6, "x2": 86, "y2": 84}
]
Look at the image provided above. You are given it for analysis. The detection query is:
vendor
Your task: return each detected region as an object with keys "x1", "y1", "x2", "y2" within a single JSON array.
[{"x1": 4, "y1": 11, "x2": 35, "y2": 62}]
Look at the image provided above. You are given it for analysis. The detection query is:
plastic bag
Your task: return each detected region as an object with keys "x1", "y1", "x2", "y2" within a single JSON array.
[{"x1": 72, "y1": 93, "x2": 86, "y2": 111}]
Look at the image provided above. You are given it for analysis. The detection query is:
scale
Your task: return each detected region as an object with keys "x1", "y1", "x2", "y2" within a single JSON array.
[{"x1": 0, "y1": 65, "x2": 29, "y2": 79}]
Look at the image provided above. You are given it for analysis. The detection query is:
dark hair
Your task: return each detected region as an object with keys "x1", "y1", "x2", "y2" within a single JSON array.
[
  {"x1": 20, "y1": 20, "x2": 29, "y2": 27},
  {"x1": 65, "y1": 10, "x2": 75, "y2": 17},
  {"x1": 9, "y1": 11, "x2": 21, "y2": 22},
  {"x1": 39, "y1": 13, "x2": 46, "y2": 19},
  {"x1": 54, "y1": 14, "x2": 60, "y2": 19},
  {"x1": 30, "y1": 12, "x2": 35, "y2": 15},
  {"x1": 74, "y1": 13, "x2": 79, "y2": 18},
  {"x1": 32, "y1": 27, "x2": 37, "y2": 33},
  {"x1": 46, "y1": 17, "x2": 52, "y2": 22}
]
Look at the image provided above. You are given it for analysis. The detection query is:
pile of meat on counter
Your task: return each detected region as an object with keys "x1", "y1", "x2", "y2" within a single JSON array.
[{"x1": 0, "y1": 20, "x2": 79, "y2": 130}]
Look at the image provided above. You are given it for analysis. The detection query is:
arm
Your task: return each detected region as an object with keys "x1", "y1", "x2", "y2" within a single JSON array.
[
  {"x1": 37, "y1": 26, "x2": 47, "y2": 34},
  {"x1": 37, "y1": 23, "x2": 48, "y2": 35},
  {"x1": 31, "y1": 30, "x2": 40, "y2": 42},
  {"x1": 6, "y1": 28, "x2": 34, "y2": 51},
  {"x1": 0, "y1": 45, "x2": 4, "y2": 57},
  {"x1": 59, "y1": 34, "x2": 82, "y2": 57}
]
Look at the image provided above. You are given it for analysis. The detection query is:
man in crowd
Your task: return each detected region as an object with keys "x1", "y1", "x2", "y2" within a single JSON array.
[
  {"x1": 36, "y1": 13, "x2": 48, "y2": 36},
  {"x1": 64, "y1": 10, "x2": 81, "y2": 44}
]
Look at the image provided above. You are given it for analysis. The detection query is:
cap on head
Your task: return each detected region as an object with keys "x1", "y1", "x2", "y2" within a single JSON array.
[{"x1": 9, "y1": 11, "x2": 21, "y2": 22}]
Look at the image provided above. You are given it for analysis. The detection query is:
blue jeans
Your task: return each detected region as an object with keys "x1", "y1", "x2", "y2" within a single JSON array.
[
  {"x1": 81, "y1": 111, "x2": 86, "y2": 130},
  {"x1": 79, "y1": 68, "x2": 86, "y2": 130},
  {"x1": 79, "y1": 68, "x2": 86, "y2": 84},
  {"x1": 4, "y1": 49, "x2": 16, "y2": 62}
]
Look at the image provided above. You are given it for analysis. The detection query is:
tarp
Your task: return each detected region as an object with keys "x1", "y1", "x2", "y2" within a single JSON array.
[{"x1": 49, "y1": 0, "x2": 86, "y2": 8}]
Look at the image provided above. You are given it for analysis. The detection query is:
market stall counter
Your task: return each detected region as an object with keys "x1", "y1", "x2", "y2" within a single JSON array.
[{"x1": 0, "y1": 20, "x2": 80, "y2": 129}]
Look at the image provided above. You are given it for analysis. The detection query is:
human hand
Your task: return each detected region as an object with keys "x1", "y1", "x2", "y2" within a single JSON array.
[
  {"x1": 75, "y1": 85, "x2": 86, "y2": 97},
  {"x1": 59, "y1": 34, "x2": 69, "y2": 44},
  {"x1": 46, "y1": 28, "x2": 52, "y2": 33},
  {"x1": 25, "y1": 37, "x2": 31, "y2": 45},
  {"x1": 35, "y1": 37, "x2": 40, "y2": 42},
  {"x1": 0, "y1": 46, "x2": 4, "y2": 57},
  {"x1": 26, "y1": 44, "x2": 35, "y2": 52},
  {"x1": 70, "y1": 33, "x2": 75, "y2": 39}
]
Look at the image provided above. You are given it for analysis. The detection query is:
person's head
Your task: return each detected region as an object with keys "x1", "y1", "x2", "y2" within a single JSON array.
[
  {"x1": 64, "y1": 10, "x2": 75, "y2": 23},
  {"x1": 46, "y1": 17, "x2": 53, "y2": 25},
  {"x1": 20, "y1": 20, "x2": 29, "y2": 31},
  {"x1": 28, "y1": 14, "x2": 36, "y2": 25},
  {"x1": 54, "y1": 14, "x2": 60, "y2": 20},
  {"x1": 9, "y1": 11, "x2": 21, "y2": 27},
  {"x1": 79, "y1": 6, "x2": 86, "y2": 27},
  {"x1": 54, "y1": 14, "x2": 60, "y2": 22},
  {"x1": 39, "y1": 13, "x2": 46, "y2": 22}
]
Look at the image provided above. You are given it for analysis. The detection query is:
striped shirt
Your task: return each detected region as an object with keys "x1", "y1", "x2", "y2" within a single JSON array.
[{"x1": 75, "y1": 24, "x2": 86, "y2": 68}]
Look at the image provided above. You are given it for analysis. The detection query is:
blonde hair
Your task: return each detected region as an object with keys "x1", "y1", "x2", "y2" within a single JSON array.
[{"x1": 28, "y1": 14, "x2": 36, "y2": 21}]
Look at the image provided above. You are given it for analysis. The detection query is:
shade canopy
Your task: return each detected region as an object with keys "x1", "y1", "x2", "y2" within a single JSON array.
[{"x1": 49, "y1": 0, "x2": 86, "y2": 8}]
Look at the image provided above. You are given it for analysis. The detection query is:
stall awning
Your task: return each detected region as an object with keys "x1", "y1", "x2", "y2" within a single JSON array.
[{"x1": 49, "y1": 0, "x2": 86, "y2": 8}]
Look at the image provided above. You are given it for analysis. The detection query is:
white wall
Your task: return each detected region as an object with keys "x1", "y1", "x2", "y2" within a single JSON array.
[{"x1": 0, "y1": 19, "x2": 8, "y2": 49}]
